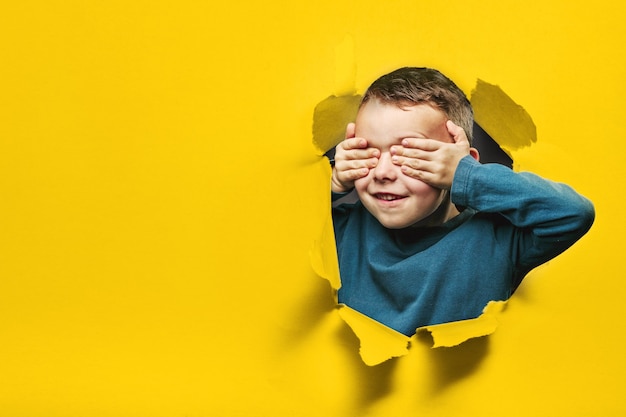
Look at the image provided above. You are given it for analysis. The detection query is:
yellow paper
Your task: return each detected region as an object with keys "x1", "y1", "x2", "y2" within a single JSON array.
[{"x1": 0, "y1": 1, "x2": 621, "y2": 416}]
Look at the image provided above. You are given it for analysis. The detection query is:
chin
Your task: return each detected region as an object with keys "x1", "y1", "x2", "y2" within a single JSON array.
[{"x1": 376, "y1": 216, "x2": 415, "y2": 230}]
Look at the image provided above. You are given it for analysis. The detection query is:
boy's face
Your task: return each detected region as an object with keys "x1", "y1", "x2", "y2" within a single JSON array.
[{"x1": 354, "y1": 99, "x2": 456, "y2": 229}]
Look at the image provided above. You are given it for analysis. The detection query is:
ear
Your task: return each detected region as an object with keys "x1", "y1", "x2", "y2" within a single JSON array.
[{"x1": 469, "y1": 147, "x2": 480, "y2": 162}]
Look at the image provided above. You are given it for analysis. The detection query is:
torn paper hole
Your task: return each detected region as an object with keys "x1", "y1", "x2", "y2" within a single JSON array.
[{"x1": 311, "y1": 73, "x2": 535, "y2": 365}]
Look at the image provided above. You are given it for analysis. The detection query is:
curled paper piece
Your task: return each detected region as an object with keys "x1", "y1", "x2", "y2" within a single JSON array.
[
  {"x1": 312, "y1": 94, "x2": 361, "y2": 155},
  {"x1": 336, "y1": 301, "x2": 507, "y2": 366},
  {"x1": 417, "y1": 300, "x2": 508, "y2": 348},
  {"x1": 338, "y1": 305, "x2": 411, "y2": 366},
  {"x1": 470, "y1": 79, "x2": 537, "y2": 152}
]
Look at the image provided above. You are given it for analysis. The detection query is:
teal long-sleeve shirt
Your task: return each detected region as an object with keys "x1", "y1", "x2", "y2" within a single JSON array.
[{"x1": 332, "y1": 156, "x2": 595, "y2": 336}]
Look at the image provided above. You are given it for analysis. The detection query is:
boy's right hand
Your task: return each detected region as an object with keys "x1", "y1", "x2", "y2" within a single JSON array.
[{"x1": 331, "y1": 123, "x2": 380, "y2": 193}]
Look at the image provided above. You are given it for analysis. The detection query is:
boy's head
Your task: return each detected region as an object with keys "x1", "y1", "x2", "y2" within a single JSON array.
[
  {"x1": 353, "y1": 67, "x2": 476, "y2": 229},
  {"x1": 360, "y1": 67, "x2": 473, "y2": 143}
]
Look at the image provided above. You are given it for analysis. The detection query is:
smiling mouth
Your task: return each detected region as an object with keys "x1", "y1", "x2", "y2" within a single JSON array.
[{"x1": 374, "y1": 193, "x2": 406, "y2": 201}]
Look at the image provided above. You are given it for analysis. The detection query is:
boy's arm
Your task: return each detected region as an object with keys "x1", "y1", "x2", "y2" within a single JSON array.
[
  {"x1": 452, "y1": 155, "x2": 595, "y2": 270},
  {"x1": 392, "y1": 120, "x2": 594, "y2": 271}
]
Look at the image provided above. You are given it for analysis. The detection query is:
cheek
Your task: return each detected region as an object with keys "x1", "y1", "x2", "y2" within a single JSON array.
[
  {"x1": 404, "y1": 177, "x2": 438, "y2": 196},
  {"x1": 354, "y1": 174, "x2": 371, "y2": 193}
]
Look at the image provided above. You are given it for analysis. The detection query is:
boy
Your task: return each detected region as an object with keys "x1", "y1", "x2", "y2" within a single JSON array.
[{"x1": 331, "y1": 67, "x2": 594, "y2": 336}]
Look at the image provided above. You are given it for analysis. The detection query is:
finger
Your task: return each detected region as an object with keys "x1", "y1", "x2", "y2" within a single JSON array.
[
  {"x1": 391, "y1": 146, "x2": 433, "y2": 161},
  {"x1": 399, "y1": 165, "x2": 444, "y2": 187},
  {"x1": 338, "y1": 167, "x2": 370, "y2": 182},
  {"x1": 398, "y1": 138, "x2": 442, "y2": 151},
  {"x1": 446, "y1": 120, "x2": 469, "y2": 145},
  {"x1": 340, "y1": 148, "x2": 379, "y2": 162},
  {"x1": 345, "y1": 122, "x2": 356, "y2": 139},
  {"x1": 337, "y1": 143, "x2": 379, "y2": 160},
  {"x1": 341, "y1": 137, "x2": 369, "y2": 150},
  {"x1": 392, "y1": 155, "x2": 436, "y2": 173},
  {"x1": 346, "y1": 148, "x2": 379, "y2": 161},
  {"x1": 335, "y1": 155, "x2": 378, "y2": 171},
  {"x1": 398, "y1": 164, "x2": 428, "y2": 181}
]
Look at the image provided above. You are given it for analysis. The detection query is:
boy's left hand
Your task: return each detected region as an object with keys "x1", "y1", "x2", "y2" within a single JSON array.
[{"x1": 390, "y1": 120, "x2": 473, "y2": 190}]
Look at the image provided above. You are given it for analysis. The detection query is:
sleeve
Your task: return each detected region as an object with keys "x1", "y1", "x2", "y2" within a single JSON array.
[
  {"x1": 332, "y1": 190, "x2": 351, "y2": 203},
  {"x1": 451, "y1": 155, "x2": 595, "y2": 276}
]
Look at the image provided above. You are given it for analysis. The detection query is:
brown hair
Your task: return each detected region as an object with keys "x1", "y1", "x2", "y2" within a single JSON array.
[{"x1": 361, "y1": 67, "x2": 474, "y2": 142}]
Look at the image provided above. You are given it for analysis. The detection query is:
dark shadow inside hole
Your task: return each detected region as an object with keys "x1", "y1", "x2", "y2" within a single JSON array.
[{"x1": 472, "y1": 122, "x2": 513, "y2": 168}]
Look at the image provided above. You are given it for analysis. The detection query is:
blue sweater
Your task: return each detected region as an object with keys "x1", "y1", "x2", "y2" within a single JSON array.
[{"x1": 332, "y1": 156, "x2": 595, "y2": 336}]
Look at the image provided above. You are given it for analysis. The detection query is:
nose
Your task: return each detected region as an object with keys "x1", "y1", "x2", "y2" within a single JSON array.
[{"x1": 373, "y1": 152, "x2": 398, "y2": 182}]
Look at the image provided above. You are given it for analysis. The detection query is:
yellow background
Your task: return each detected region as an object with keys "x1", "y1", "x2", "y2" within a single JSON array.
[{"x1": 1, "y1": 0, "x2": 623, "y2": 415}]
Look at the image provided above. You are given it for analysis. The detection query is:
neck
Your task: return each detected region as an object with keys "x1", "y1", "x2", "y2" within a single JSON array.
[{"x1": 411, "y1": 193, "x2": 459, "y2": 228}]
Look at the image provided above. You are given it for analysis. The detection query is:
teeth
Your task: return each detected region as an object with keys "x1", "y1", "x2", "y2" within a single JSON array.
[{"x1": 377, "y1": 194, "x2": 402, "y2": 201}]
